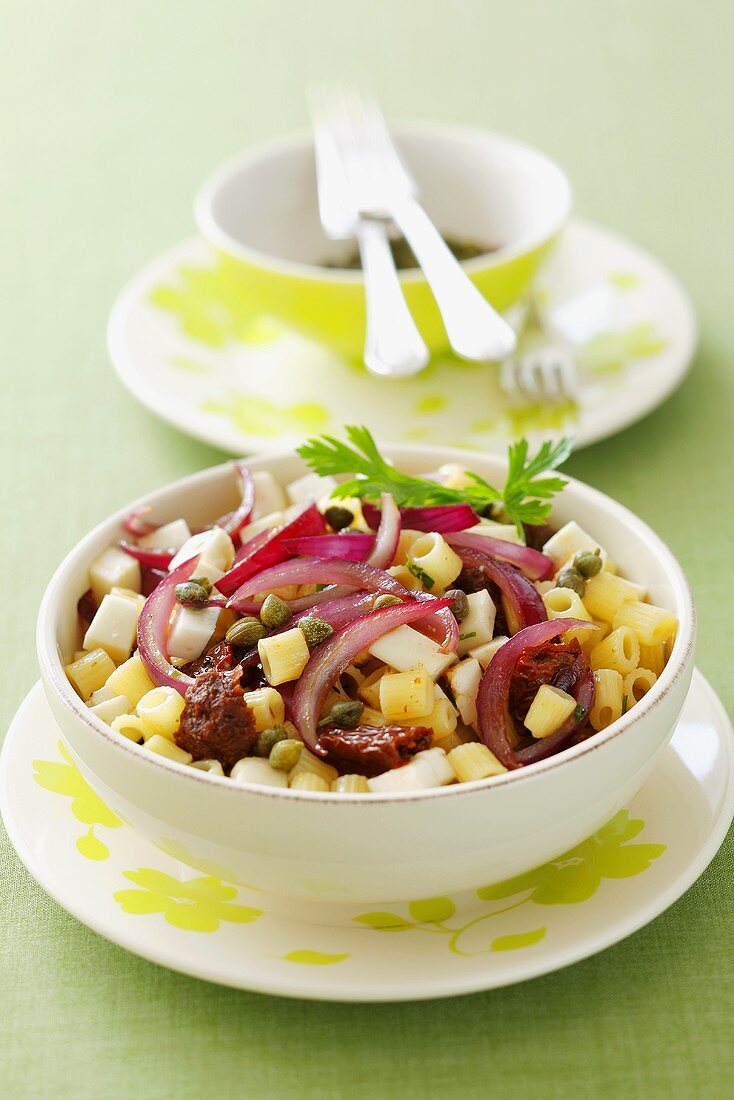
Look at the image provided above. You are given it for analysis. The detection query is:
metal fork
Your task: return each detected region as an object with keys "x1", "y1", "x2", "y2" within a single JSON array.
[
  {"x1": 329, "y1": 86, "x2": 517, "y2": 363},
  {"x1": 309, "y1": 85, "x2": 430, "y2": 378}
]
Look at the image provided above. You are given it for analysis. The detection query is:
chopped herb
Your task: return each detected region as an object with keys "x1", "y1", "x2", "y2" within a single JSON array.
[
  {"x1": 297, "y1": 425, "x2": 573, "y2": 539},
  {"x1": 406, "y1": 559, "x2": 435, "y2": 590},
  {"x1": 458, "y1": 631, "x2": 477, "y2": 641},
  {"x1": 574, "y1": 704, "x2": 587, "y2": 721},
  {"x1": 621, "y1": 694, "x2": 629, "y2": 715}
]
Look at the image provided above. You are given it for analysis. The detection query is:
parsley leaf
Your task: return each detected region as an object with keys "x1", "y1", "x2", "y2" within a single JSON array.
[
  {"x1": 296, "y1": 425, "x2": 573, "y2": 539},
  {"x1": 406, "y1": 559, "x2": 435, "y2": 590}
]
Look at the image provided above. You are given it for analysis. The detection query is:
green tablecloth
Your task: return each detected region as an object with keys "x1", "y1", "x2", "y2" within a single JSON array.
[{"x1": 2, "y1": 2, "x2": 732, "y2": 1095}]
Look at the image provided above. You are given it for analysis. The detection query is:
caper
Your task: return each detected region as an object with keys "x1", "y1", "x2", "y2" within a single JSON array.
[
  {"x1": 445, "y1": 588, "x2": 469, "y2": 622},
  {"x1": 324, "y1": 505, "x2": 354, "y2": 531},
  {"x1": 574, "y1": 549, "x2": 603, "y2": 578},
  {"x1": 269, "y1": 738, "x2": 304, "y2": 771},
  {"x1": 317, "y1": 700, "x2": 364, "y2": 729},
  {"x1": 225, "y1": 616, "x2": 266, "y2": 647},
  {"x1": 557, "y1": 567, "x2": 585, "y2": 596},
  {"x1": 175, "y1": 581, "x2": 210, "y2": 608},
  {"x1": 259, "y1": 593, "x2": 292, "y2": 629},
  {"x1": 256, "y1": 724, "x2": 288, "y2": 757},
  {"x1": 373, "y1": 593, "x2": 402, "y2": 609},
  {"x1": 189, "y1": 576, "x2": 212, "y2": 595},
  {"x1": 298, "y1": 616, "x2": 334, "y2": 649}
]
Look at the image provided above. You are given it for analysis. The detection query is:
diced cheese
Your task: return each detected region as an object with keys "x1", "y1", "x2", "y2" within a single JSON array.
[
  {"x1": 89, "y1": 694, "x2": 132, "y2": 724},
  {"x1": 286, "y1": 472, "x2": 338, "y2": 506},
  {"x1": 83, "y1": 594, "x2": 139, "y2": 664},
  {"x1": 251, "y1": 471, "x2": 287, "y2": 520},
  {"x1": 167, "y1": 604, "x2": 221, "y2": 663},
  {"x1": 138, "y1": 519, "x2": 192, "y2": 552},
  {"x1": 88, "y1": 684, "x2": 116, "y2": 706},
  {"x1": 458, "y1": 590, "x2": 496, "y2": 656},
  {"x1": 89, "y1": 546, "x2": 142, "y2": 603},
  {"x1": 368, "y1": 625, "x2": 456, "y2": 679},
  {"x1": 464, "y1": 521, "x2": 523, "y2": 545},
  {"x1": 168, "y1": 526, "x2": 234, "y2": 575},
  {"x1": 367, "y1": 748, "x2": 455, "y2": 793},
  {"x1": 230, "y1": 757, "x2": 288, "y2": 788},
  {"x1": 238, "y1": 511, "x2": 284, "y2": 544},
  {"x1": 542, "y1": 521, "x2": 607, "y2": 571},
  {"x1": 469, "y1": 635, "x2": 509, "y2": 669},
  {"x1": 445, "y1": 658, "x2": 482, "y2": 728},
  {"x1": 110, "y1": 587, "x2": 146, "y2": 616}
]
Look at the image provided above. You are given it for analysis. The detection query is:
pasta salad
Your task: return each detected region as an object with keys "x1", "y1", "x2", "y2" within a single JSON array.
[{"x1": 65, "y1": 429, "x2": 678, "y2": 794}]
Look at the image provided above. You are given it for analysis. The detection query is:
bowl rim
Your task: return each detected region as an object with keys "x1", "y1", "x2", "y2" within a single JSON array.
[
  {"x1": 37, "y1": 443, "x2": 696, "y2": 806},
  {"x1": 193, "y1": 121, "x2": 574, "y2": 285}
]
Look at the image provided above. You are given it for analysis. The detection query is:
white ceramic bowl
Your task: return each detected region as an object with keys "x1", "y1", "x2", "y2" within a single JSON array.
[
  {"x1": 194, "y1": 124, "x2": 572, "y2": 359},
  {"x1": 38, "y1": 447, "x2": 694, "y2": 912}
]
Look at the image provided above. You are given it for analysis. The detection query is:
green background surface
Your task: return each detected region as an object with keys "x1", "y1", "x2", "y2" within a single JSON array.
[{"x1": 1, "y1": 1, "x2": 732, "y2": 1096}]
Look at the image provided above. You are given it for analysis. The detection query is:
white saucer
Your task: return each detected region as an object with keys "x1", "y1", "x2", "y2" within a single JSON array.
[
  {"x1": 2, "y1": 672, "x2": 731, "y2": 1002},
  {"x1": 108, "y1": 219, "x2": 697, "y2": 456}
]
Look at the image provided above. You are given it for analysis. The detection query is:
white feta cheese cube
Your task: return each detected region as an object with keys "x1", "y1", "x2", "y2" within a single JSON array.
[
  {"x1": 445, "y1": 658, "x2": 482, "y2": 728},
  {"x1": 464, "y1": 521, "x2": 523, "y2": 545},
  {"x1": 368, "y1": 625, "x2": 456, "y2": 679},
  {"x1": 367, "y1": 748, "x2": 454, "y2": 793},
  {"x1": 167, "y1": 605, "x2": 221, "y2": 663},
  {"x1": 89, "y1": 546, "x2": 142, "y2": 603},
  {"x1": 90, "y1": 694, "x2": 132, "y2": 724},
  {"x1": 230, "y1": 757, "x2": 288, "y2": 788},
  {"x1": 251, "y1": 471, "x2": 287, "y2": 520},
  {"x1": 542, "y1": 521, "x2": 607, "y2": 571},
  {"x1": 168, "y1": 526, "x2": 235, "y2": 575},
  {"x1": 138, "y1": 518, "x2": 192, "y2": 552},
  {"x1": 238, "y1": 511, "x2": 285, "y2": 544},
  {"x1": 469, "y1": 636, "x2": 509, "y2": 669},
  {"x1": 286, "y1": 472, "x2": 338, "y2": 506},
  {"x1": 458, "y1": 590, "x2": 496, "y2": 656},
  {"x1": 83, "y1": 593, "x2": 139, "y2": 664}
]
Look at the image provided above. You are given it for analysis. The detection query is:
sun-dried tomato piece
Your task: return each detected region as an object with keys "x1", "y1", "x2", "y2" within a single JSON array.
[
  {"x1": 316, "y1": 724, "x2": 432, "y2": 777},
  {"x1": 175, "y1": 665, "x2": 257, "y2": 770},
  {"x1": 185, "y1": 640, "x2": 239, "y2": 677},
  {"x1": 508, "y1": 639, "x2": 586, "y2": 731}
]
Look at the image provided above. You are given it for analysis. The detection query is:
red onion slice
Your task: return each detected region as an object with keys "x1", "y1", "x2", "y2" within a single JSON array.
[
  {"x1": 476, "y1": 618, "x2": 595, "y2": 769},
  {"x1": 122, "y1": 507, "x2": 157, "y2": 539},
  {"x1": 209, "y1": 461, "x2": 255, "y2": 541},
  {"x1": 446, "y1": 531, "x2": 554, "y2": 581},
  {"x1": 292, "y1": 597, "x2": 452, "y2": 754},
  {"x1": 217, "y1": 504, "x2": 325, "y2": 597},
  {"x1": 281, "y1": 533, "x2": 374, "y2": 561},
  {"x1": 119, "y1": 541, "x2": 175, "y2": 570},
  {"x1": 452, "y1": 545, "x2": 546, "y2": 634},
  {"x1": 513, "y1": 664, "x2": 595, "y2": 766},
  {"x1": 364, "y1": 501, "x2": 481, "y2": 534},
  {"x1": 366, "y1": 493, "x2": 401, "y2": 568},
  {"x1": 225, "y1": 556, "x2": 409, "y2": 613},
  {"x1": 136, "y1": 557, "x2": 199, "y2": 696}
]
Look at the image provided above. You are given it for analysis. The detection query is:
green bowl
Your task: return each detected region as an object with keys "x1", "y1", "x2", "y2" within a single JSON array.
[{"x1": 195, "y1": 124, "x2": 572, "y2": 361}]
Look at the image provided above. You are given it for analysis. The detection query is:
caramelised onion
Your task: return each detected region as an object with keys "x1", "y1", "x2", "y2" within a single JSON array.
[
  {"x1": 209, "y1": 461, "x2": 255, "y2": 540},
  {"x1": 363, "y1": 501, "x2": 480, "y2": 534},
  {"x1": 476, "y1": 618, "x2": 596, "y2": 769},
  {"x1": 446, "y1": 531, "x2": 554, "y2": 581},
  {"x1": 136, "y1": 557, "x2": 198, "y2": 696},
  {"x1": 217, "y1": 504, "x2": 325, "y2": 596},
  {"x1": 292, "y1": 597, "x2": 452, "y2": 754},
  {"x1": 281, "y1": 532, "x2": 374, "y2": 561},
  {"x1": 119, "y1": 541, "x2": 175, "y2": 571},
  {"x1": 366, "y1": 493, "x2": 401, "y2": 568},
  {"x1": 453, "y1": 545, "x2": 546, "y2": 634},
  {"x1": 225, "y1": 557, "x2": 408, "y2": 613}
]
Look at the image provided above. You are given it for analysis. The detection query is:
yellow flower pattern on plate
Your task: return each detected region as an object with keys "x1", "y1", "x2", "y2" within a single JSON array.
[{"x1": 113, "y1": 869, "x2": 263, "y2": 932}]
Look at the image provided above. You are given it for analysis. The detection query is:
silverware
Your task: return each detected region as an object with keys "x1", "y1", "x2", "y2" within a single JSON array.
[{"x1": 309, "y1": 85, "x2": 429, "y2": 378}]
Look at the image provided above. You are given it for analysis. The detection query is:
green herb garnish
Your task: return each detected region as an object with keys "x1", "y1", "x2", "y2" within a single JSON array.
[
  {"x1": 621, "y1": 694, "x2": 629, "y2": 716},
  {"x1": 574, "y1": 704, "x2": 587, "y2": 722},
  {"x1": 406, "y1": 559, "x2": 435, "y2": 590},
  {"x1": 458, "y1": 631, "x2": 477, "y2": 641},
  {"x1": 297, "y1": 426, "x2": 573, "y2": 539}
]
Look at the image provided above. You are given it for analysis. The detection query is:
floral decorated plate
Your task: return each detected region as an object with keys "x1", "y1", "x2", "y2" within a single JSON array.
[
  {"x1": 1, "y1": 670, "x2": 731, "y2": 1002},
  {"x1": 107, "y1": 218, "x2": 696, "y2": 456}
]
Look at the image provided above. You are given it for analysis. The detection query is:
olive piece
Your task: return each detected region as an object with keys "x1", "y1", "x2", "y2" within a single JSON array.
[
  {"x1": 324, "y1": 505, "x2": 354, "y2": 531},
  {"x1": 373, "y1": 593, "x2": 402, "y2": 609},
  {"x1": 175, "y1": 581, "x2": 210, "y2": 608},
  {"x1": 574, "y1": 549, "x2": 603, "y2": 578},
  {"x1": 256, "y1": 724, "x2": 288, "y2": 758},
  {"x1": 445, "y1": 588, "x2": 469, "y2": 622},
  {"x1": 298, "y1": 616, "x2": 334, "y2": 649},
  {"x1": 259, "y1": 593, "x2": 292, "y2": 629},
  {"x1": 317, "y1": 700, "x2": 364, "y2": 729},
  {"x1": 556, "y1": 567, "x2": 585, "y2": 596},
  {"x1": 269, "y1": 738, "x2": 304, "y2": 772},
  {"x1": 225, "y1": 616, "x2": 267, "y2": 647}
]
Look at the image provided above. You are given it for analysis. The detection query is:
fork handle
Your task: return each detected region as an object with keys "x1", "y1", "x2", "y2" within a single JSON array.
[
  {"x1": 387, "y1": 197, "x2": 517, "y2": 362},
  {"x1": 356, "y1": 217, "x2": 429, "y2": 378}
]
